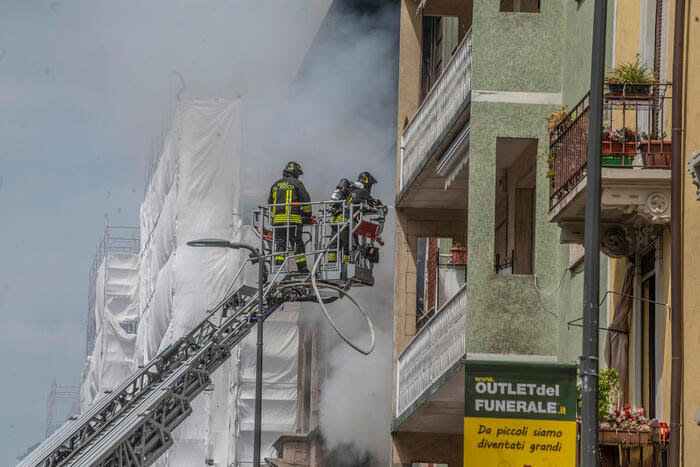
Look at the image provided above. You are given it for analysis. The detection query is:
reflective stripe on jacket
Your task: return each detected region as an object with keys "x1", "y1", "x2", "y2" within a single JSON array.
[{"x1": 268, "y1": 176, "x2": 311, "y2": 225}]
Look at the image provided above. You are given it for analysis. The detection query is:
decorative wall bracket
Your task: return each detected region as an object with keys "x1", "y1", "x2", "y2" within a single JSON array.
[{"x1": 689, "y1": 151, "x2": 700, "y2": 201}]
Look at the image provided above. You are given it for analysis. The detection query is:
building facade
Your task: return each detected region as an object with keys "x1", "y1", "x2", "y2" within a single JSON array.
[
  {"x1": 597, "y1": 0, "x2": 700, "y2": 462},
  {"x1": 392, "y1": 1, "x2": 588, "y2": 464},
  {"x1": 391, "y1": 0, "x2": 699, "y2": 465}
]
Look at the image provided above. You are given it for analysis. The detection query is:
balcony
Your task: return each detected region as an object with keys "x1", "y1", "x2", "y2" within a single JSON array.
[
  {"x1": 548, "y1": 85, "x2": 672, "y2": 257},
  {"x1": 394, "y1": 284, "x2": 466, "y2": 429},
  {"x1": 397, "y1": 29, "x2": 472, "y2": 208}
]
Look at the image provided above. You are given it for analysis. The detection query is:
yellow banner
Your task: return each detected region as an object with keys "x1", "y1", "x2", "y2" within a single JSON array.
[{"x1": 464, "y1": 417, "x2": 576, "y2": 467}]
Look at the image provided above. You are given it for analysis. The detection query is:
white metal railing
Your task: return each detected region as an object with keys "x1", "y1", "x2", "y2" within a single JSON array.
[
  {"x1": 396, "y1": 283, "x2": 467, "y2": 417},
  {"x1": 399, "y1": 28, "x2": 472, "y2": 192}
]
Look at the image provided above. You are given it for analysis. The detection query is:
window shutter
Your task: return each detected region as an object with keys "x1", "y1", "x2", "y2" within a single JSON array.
[{"x1": 654, "y1": 0, "x2": 663, "y2": 75}]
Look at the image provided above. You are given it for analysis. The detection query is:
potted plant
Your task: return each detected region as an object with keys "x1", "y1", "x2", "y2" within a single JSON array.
[
  {"x1": 605, "y1": 55, "x2": 657, "y2": 97},
  {"x1": 602, "y1": 126, "x2": 636, "y2": 165},
  {"x1": 450, "y1": 243, "x2": 467, "y2": 265},
  {"x1": 638, "y1": 130, "x2": 671, "y2": 167},
  {"x1": 593, "y1": 369, "x2": 651, "y2": 446},
  {"x1": 599, "y1": 405, "x2": 655, "y2": 446}
]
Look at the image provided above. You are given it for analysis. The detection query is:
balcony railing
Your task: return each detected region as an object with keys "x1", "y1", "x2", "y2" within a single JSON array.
[
  {"x1": 399, "y1": 28, "x2": 472, "y2": 192},
  {"x1": 396, "y1": 283, "x2": 467, "y2": 417},
  {"x1": 579, "y1": 425, "x2": 669, "y2": 466},
  {"x1": 549, "y1": 83, "x2": 672, "y2": 210}
]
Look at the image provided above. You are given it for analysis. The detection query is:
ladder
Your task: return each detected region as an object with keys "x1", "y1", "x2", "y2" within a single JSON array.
[{"x1": 19, "y1": 201, "x2": 386, "y2": 467}]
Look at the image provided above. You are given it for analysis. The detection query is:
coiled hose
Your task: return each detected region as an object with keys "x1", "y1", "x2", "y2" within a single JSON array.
[{"x1": 303, "y1": 220, "x2": 376, "y2": 355}]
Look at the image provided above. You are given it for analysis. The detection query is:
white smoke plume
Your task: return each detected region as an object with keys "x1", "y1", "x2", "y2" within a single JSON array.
[
  {"x1": 0, "y1": 0, "x2": 399, "y2": 463},
  {"x1": 232, "y1": 3, "x2": 400, "y2": 461}
]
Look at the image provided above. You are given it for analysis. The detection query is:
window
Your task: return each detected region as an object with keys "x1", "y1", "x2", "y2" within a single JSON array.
[
  {"x1": 500, "y1": 0, "x2": 541, "y2": 13},
  {"x1": 494, "y1": 138, "x2": 537, "y2": 274},
  {"x1": 119, "y1": 320, "x2": 138, "y2": 334},
  {"x1": 628, "y1": 246, "x2": 663, "y2": 419},
  {"x1": 416, "y1": 237, "x2": 465, "y2": 329},
  {"x1": 421, "y1": 16, "x2": 459, "y2": 99}
]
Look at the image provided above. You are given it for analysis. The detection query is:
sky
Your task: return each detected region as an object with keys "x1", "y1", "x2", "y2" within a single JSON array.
[
  {"x1": 0, "y1": 1, "x2": 398, "y2": 464},
  {"x1": 0, "y1": 1, "x2": 321, "y2": 463}
]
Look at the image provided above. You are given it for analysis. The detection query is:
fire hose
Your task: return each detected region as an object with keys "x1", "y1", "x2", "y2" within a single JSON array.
[{"x1": 290, "y1": 214, "x2": 376, "y2": 355}]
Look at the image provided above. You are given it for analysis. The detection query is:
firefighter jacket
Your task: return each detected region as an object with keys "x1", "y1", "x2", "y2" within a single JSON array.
[
  {"x1": 268, "y1": 176, "x2": 312, "y2": 225},
  {"x1": 338, "y1": 185, "x2": 380, "y2": 221},
  {"x1": 346, "y1": 185, "x2": 376, "y2": 207}
]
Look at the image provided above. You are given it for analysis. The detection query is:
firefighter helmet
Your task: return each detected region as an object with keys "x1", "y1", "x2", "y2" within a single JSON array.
[
  {"x1": 357, "y1": 171, "x2": 377, "y2": 189},
  {"x1": 283, "y1": 161, "x2": 303, "y2": 179}
]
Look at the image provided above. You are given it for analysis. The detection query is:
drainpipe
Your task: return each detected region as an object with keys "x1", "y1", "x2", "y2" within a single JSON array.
[
  {"x1": 580, "y1": 0, "x2": 607, "y2": 465},
  {"x1": 669, "y1": 0, "x2": 686, "y2": 464}
]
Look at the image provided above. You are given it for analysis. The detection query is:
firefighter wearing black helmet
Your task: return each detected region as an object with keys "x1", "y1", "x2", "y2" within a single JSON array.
[
  {"x1": 326, "y1": 178, "x2": 351, "y2": 263},
  {"x1": 347, "y1": 171, "x2": 378, "y2": 206},
  {"x1": 334, "y1": 171, "x2": 380, "y2": 264},
  {"x1": 268, "y1": 161, "x2": 312, "y2": 273}
]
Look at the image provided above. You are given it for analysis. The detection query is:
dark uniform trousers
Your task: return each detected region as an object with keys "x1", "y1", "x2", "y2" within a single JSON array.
[
  {"x1": 328, "y1": 186, "x2": 376, "y2": 264},
  {"x1": 268, "y1": 176, "x2": 311, "y2": 271},
  {"x1": 274, "y1": 224, "x2": 307, "y2": 269},
  {"x1": 328, "y1": 216, "x2": 352, "y2": 264}
]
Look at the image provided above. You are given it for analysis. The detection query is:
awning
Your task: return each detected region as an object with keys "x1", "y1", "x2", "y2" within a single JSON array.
[{"x1": 436, "y1": 124, "x2": 470, "y2": 190}]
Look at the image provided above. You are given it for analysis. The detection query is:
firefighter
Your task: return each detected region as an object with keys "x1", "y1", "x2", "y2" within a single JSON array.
[
  {"x1": 346, "y1": 171, "x2": 379, "y2": 207},
  {"x1": 327, "y1": 178, "x2": 351, "y2": 263},
  {"x1": 336, "y1": 171, "x2": 380, "y2": 264},
  {"x1": 268, "y1": 161, "x2": 312, "y2": 273}
]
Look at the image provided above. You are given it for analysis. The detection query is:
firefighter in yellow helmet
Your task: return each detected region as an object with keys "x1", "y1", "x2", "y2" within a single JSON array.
[{"x1": 268, "y1": 161, "x2": 312, "y2": 273}]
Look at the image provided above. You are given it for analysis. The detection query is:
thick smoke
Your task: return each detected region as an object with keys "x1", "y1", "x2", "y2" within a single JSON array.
[
  {"x1": 315, "y1": 254, "x2": 395, "y2": 466},
  {"x1": 236, "y1": 2, "x2": 399, "y2": 464},
  {"x1": 0, "y1": 1, "x2": 398, "y2": 463},
  {"x1": 240, "y1": 2, "x2": 399, "y2": 206},
  {"x1": 268, "y1": 5, "x2": 398, "y2": 465}
]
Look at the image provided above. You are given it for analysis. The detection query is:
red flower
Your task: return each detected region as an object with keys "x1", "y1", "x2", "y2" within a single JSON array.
[{"x1": 623, "y1": 404, "x2": 631, "y2": 410}]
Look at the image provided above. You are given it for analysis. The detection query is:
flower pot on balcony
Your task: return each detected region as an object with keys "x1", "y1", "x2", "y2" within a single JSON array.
[
  {"x1": 601, "y1": 142, "x2": 636, "y2": 166},
  {"x1": 606, "y1": 83, "x2": 652, "y2": 99},
  {"x1": 639, "y1": 140, "x2": 672, "y2": 168},
  {"x1": 598, "y1": 428, "x2": 651, "y2": 446},
  {"x1": 450, "y1": 246, "x2": 467, "y2": 265}
]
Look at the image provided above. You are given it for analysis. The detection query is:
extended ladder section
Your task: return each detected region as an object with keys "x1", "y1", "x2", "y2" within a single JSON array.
[{"x1": 20, "y1": 201, "x2": 386, "y2": 467}]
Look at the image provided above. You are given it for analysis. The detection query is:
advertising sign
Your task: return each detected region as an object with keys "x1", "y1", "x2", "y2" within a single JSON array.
[{"x1": 464, "y1": 360, "x2": 577, "y2": 467}]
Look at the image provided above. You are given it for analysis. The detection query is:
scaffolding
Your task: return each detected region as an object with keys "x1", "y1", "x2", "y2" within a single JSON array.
[
  {"x1": 86, "y1": 226, "x2": 140, "y2": 357},
  {"x1": 143, "y1": 131, "x2": 168, "y2": 196},
  {"x1": 44, "y1": 380, "x2": 80, "y2": 439},
  {"x1": 22, "y1": 200, "x2": 387, "y2": 467}
]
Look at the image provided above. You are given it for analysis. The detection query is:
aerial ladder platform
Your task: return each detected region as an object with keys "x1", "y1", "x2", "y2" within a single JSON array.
[{"x1": 19, "y1": 201, "x2": 387, "y2": 467}]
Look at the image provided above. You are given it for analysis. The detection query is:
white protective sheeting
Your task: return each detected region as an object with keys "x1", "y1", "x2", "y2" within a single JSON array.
[
  {"x1": 81, "y1": 98, "x2": 297, "y2": 466},
  {"x1": 80, "y1": 253, "x2": 140, "y2": 410},
  {"x1": 231, "y1": 308, "x2": 299, "y2": 464}
]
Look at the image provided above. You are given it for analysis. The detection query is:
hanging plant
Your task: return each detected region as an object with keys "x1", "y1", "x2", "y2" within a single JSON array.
[
  {"x1": 546, "y1": 106, "x2": 570, "y2": 132},
  {"x1": 541, "y1": 148, "x2": 558, "y2": 187}
]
